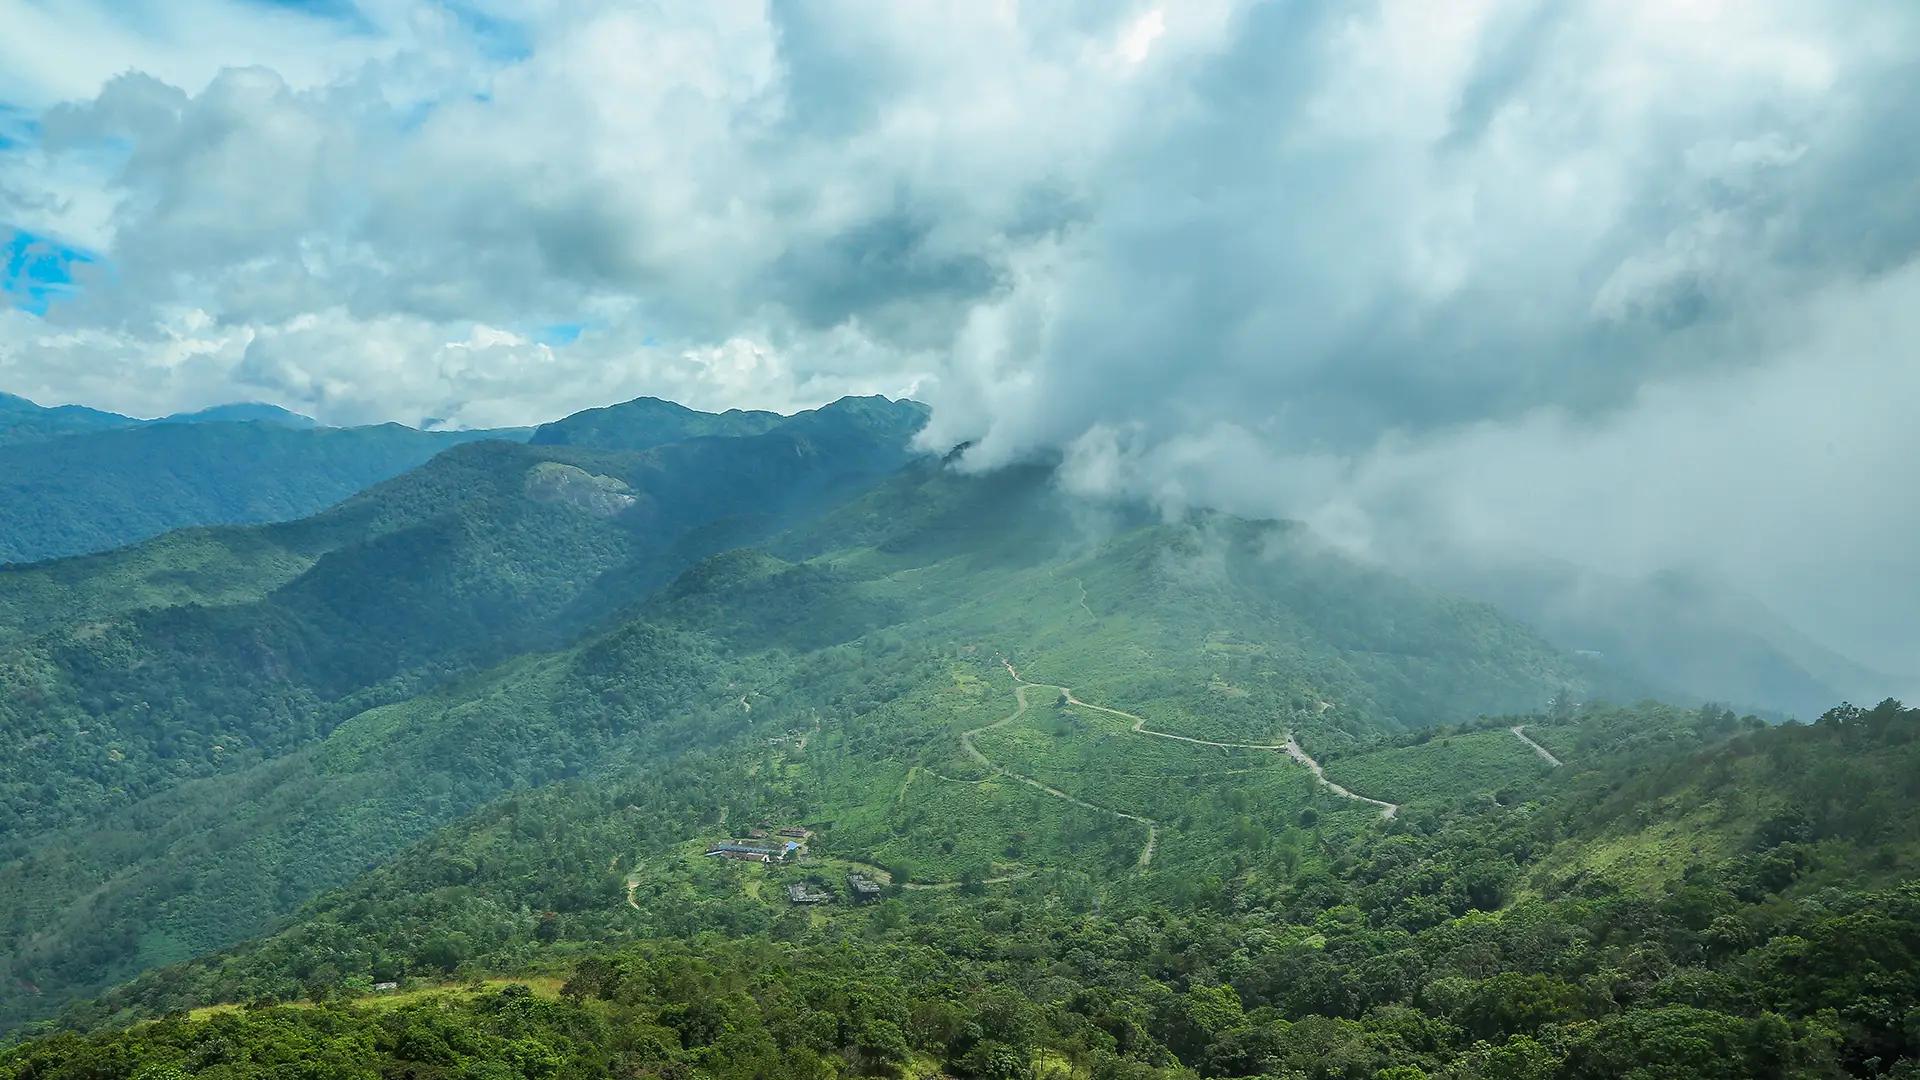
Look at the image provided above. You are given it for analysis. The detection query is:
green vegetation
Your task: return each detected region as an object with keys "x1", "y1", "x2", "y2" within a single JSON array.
[
  {"x1": 1318, "y1": 729, "x2": 1551, "y2": 807},
  {"x1": 0, "y1": 397, "x2": 922, "y2": 1020},
  {"x1": 0, "y1": 391, "x2": 138, "y2": 447},
  {"x1": 0, "y1": 418, "x2": 526, "y2": 564},
  {"x1": 3, "y1": 393, "x2": 1917, "y2": 1077},
  {"x1": 0, "y1": 397, "x2": 928, "y2": 853},
  {"x1": 12, "y1": 704, "x2": 1920, "y2": 1078},
  {"x1": 529, "y1": 394, "x2": 788, "y2": 450}
]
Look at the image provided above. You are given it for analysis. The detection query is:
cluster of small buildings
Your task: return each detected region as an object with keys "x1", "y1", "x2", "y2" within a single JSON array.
[
  {"x1": 846, "y1": 873, "x2": 884, "y2": 903},
  {"x1": 705, "y1": 842, "x2": 785, "y2": 863},
  {"x1": 704, "y1": 825, "x2": 814, "y2": 864},
  {"x1": 781, "y1": 872, "x2": 887, "y2": 906},
  {"x1": 702, "y1": 824, "x2": 889, "y2": 908}
]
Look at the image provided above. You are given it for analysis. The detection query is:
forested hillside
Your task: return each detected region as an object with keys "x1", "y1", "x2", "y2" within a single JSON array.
[
  {"x1": 0, "y1": 392, "x2": 138, "y2": 447},
  {"x1": 0, "y1": 415, "x2": 528, "y2": 564},
  {"x1": 2, "y1": 397, "x2": 1916, "y2": 1078},
  {"x1": 0, "y1": 396, "x2": 929, "y2": 849},
  {"x1": 17, "y1": 700, "x2": 1920, "y2": 1079},
  {"x1": 0, "y1": 423, "x2": 1608, "y2": 1028},
  {"x1": 529, "y1": 395, "x2": 787, "y2": 451}
]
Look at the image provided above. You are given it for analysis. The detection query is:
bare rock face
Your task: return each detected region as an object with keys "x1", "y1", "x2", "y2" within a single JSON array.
[{"x1": 523, "y1": 461, "x2": 637, "y2": 518}]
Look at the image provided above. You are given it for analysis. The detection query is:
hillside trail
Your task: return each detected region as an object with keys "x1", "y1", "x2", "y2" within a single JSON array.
[
  {"x1": 1510, "y1": 725, "x2": 1564, "y2": 767},
  {"x1": 1000, "y1": 657, "x2": 1399, "y2": 821},
  {"x1": 1278, "y1": 734, "x2": 1399, "y2": 820},
  {"x1": 959, "y1": 671, "x2": 1160, "y2": 868},
  {"x1": 1044, "y1": 565, "x2": 1097, "y2": 621}
]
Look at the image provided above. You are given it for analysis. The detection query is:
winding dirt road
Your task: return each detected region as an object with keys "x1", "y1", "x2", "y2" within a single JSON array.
[
  {"x1": 1279, "y1": 734, "x2": 1399, "y2": 819},
  {"x1": 637, "y1": 646, "x2": 1397, "y2": 910},
  {"x1": 1510, "y1": 725, "x2": 1564, "y2": 767},
  {"x1": 960, "y1": 676, "x2": 1160, "y2": 867},
  {"x1": 991, "y1": 658, "x2": 1399, "y2": 826}
]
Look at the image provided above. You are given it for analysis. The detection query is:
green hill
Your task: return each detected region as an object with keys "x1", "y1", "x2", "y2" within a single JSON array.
[
  {"x1": 0, "y1": 392, "x2": 138, "y2": 447},
  {"x1": 0, "y1": 421, "x2": 525, "y2": 564},
  {"x1": 528, "y1": 395, "x2": 787, "y2": 450},
  {"x1": 20, "y1": 694, "x2": 1920, "y2": 1078},
  {"x1": 3, "y1": 399, "x2": 1917, "y2": 1078},
  {"x1": 0, "y1": 397, "x2": 930, "y2": 850},
  {"x1": 0, "y1": 444, "x2": 1606, "y2": 1028}
]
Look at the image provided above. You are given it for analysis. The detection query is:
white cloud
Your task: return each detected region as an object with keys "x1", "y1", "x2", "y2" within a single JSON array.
[
  {"x1": 1, "y1": 0, "x2": 1917, "y2": 689},
  {"x1": 0, "y1": 0, "x2": 430, "y2": 109}
]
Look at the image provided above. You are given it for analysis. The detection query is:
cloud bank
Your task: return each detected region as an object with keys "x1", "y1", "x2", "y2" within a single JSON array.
[{"x1": 2, "y1": 0, "x2": 1916, "y2": 681}]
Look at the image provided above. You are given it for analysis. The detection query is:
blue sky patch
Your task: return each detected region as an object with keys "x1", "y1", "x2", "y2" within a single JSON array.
[
  {"x1": 247, "y1": 0, "x2": 379, "y2": 35},
  {"x1": 446, "y1": 1, "x2": 533, "y2": 62},
  {"x1": 0, "y1": 103, "x2": 37, "y2": 151},
  {"x1": 531, "y1": 321, "x2": 585, "y2": 345},
  {"x1": 2, "y1": 230, "x2": 94, "y2": 315}
]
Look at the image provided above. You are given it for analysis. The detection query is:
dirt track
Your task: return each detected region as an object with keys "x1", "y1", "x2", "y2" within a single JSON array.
[
  {"x1": 960, "y1": 674, "x2": 1160, "y2": 867},
  {"x1": 999, "y1": 657, "x2": 1399, "y2": 821},
  {"x1": 1510, "y1": 725, "x2": 1564, "y2": 767}
]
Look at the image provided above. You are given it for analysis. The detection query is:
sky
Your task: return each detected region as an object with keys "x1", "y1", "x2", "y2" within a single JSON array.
[{"x1": 1, "y1": 0, "x2": 1917, "y2": 680}]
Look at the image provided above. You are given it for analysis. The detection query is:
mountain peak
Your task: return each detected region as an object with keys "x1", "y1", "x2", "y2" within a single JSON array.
[
  {"x1": 0, "y1": 390, "x2": 141, "y2": 446},
  {"x1": 528, "y1": 396, "x2": 786, "y2": 451},
  {"x1": 156, "y1": 402, "x2": 320, "y2": 428}
]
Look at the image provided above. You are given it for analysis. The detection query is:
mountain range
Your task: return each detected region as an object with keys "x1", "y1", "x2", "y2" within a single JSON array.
[
  {"x1": 0, "y1": 391, "x2": 1914, "y2": 1079},
  {"x1": 0, "y1": 392, "x2": 317, "y2": 446},
  {"x1": 0, "y1": 391, "x2": 530, "y2": 564}
]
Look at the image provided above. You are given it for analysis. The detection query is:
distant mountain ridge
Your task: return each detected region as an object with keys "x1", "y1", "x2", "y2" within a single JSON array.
[
  {"x1": 0, "y1": 391, "x2": 319, "y2": 443},
  {"x1": 0, "y1": 417, "x2": 524, "y2": 565},
  {"x1": 152, "y1": 402, "x2": 319, "y2": 428},
  {"x1": 0, "y1": 391, "x2": 140, "y2": 446},
  {"x1": 0, "y1": 392, "x2": 928, "y2": 567},
  {"x1": 529, "y1": 395, "x2": 787, "y2": 451}
]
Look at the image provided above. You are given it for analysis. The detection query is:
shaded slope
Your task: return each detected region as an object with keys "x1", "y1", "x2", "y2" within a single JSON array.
[
  {"x1": 0, "y1": 398, "x2": 930, "y2": 851},
  {"x1": 0, "y1": 456, "x2": 1620, "y2": 1030},
  {"x1": 529, "y1": 395, "x2": 785, "y2": 450},
  {"x1": 0, "y1": 422, "x2": 525, "y2": 564},
  {"x1": 0, "y1": 393, "x2": 137, "y2": 447}
]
